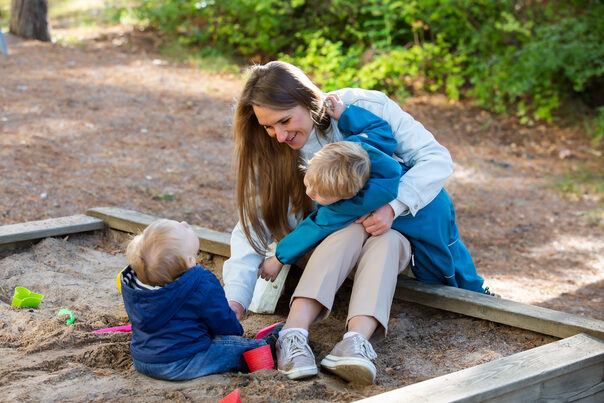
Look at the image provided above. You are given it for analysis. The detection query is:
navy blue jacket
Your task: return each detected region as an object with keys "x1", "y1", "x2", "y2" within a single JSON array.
[
  {"x1": 275, "y1": 105, "x2": 404, "y2": 264},
  {"x1": 121, "y1": 264, "x2": 243, "y2": 363}
]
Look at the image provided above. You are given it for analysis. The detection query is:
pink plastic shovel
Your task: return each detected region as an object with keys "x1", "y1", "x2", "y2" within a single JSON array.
[
  {"x1": 92, "y1": 325, "x2": 132, "y2": 333},
  {"x1": 255, "y1": 321, "x2": 285, "y2": 339}
]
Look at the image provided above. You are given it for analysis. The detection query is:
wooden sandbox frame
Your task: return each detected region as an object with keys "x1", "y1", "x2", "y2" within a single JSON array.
[{"x1": 1, "y1": 207, "x2": 602, "y2": 402}]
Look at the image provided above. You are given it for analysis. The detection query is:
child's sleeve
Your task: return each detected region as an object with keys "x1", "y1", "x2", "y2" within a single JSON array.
[
  {"x1": 275, "y1": 144, "x2": 402, "y2": 265},
  {"x1": 275, "y1": 208, "x2": 358, "y2": 265},
  {"x1": 338, "y1": 104, "x2": 397, "y2": 156},
  {"x1": 198, "y1": 272, "x2": 244, "y2": 336}
]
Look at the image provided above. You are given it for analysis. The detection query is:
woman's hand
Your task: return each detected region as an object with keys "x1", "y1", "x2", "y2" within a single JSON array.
[
  {"x1": 258, "y1": 256, "x2": 284, "y2": 282},
  {"x1": 355, "y1": 204, "x2": 395, "y2": 236},
  {"x1": 228, "y1": 300, "x2": 245, "y2": 320},
  {"x1": 325, "y1": 93, "x2": 346, "y2": 120}
]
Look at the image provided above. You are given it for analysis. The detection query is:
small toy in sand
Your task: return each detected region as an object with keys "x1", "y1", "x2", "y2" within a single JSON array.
[
  {"x1": 255, "y1": 321, "x2": 285, "y2": 339},
  {"x1": 92, "y1": 325, "x2": 132, "y2": 333},
  {"x1": 11, "y1": 287, "x2": 44, "y2": 308},
  {"x1": 57, "y1": 308, "x2": 76, "y2": 325},
  {"x1": 218, "y1": 388, "x2": 241, "y2": 403},
  {"x1": 243, "y1": 344, "x2": 274, "y2": 372}
]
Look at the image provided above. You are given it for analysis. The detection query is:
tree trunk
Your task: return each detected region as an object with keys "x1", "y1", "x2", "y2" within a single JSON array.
[{"x1": 9, "y1": 0, "x2": 50, "y2": 42}]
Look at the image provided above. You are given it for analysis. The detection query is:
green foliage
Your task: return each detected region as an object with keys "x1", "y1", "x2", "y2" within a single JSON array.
[
  {"x1": 585, "y1": 106, "x2": 604, "y2": 145},
  {"x1": 135, "y1": 0, "x2": 604, "y2": 134}
]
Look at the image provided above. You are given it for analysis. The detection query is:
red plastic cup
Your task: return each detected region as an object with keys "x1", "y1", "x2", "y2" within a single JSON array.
[
  {"x1": 218, "y1": 388, "x2": 241, "y2": 403},
  {"x1": 243, "y1": 344, "x2": 274, "y2": 372}
]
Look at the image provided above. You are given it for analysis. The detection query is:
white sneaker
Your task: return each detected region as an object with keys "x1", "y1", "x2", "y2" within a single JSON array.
[
  {"x1": 276, "y1": 331, "x2": 318, "y2": 380},
  {"x1": 320, "y1": 334, "x2": 377, "y2": 385}
]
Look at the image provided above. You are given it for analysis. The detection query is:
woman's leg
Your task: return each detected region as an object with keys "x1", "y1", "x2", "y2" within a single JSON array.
[
  {"x1": 348, "y1": 229, "x2": 411, "y2": 340},
  {"x1": 277, "y1": 223, "x2": 368, "y2": 380},
  {"x1": 286, "y1": 223, "x2": 369, "y2": 328},
  {"x1": 321, "y1": 229, "x2": 411, "y2": 385}
]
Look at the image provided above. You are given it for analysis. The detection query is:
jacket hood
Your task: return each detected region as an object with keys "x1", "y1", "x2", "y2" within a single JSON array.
[{"x1": 121, "y1": 265, "x2": 203, "y2": 333}]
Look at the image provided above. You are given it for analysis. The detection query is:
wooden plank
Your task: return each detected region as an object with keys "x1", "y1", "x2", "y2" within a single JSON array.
[
  {"x1": 0, "y1": 215, "x2": 105, "y2": 245},
  {"x1": 395, "y1": 278, "x2": 604, "y2": 340},
  {"x1": 86, "y1": 206, "x2": 231, "y2": 258},
  {"x1": 357, "y1": 333, "x2": 604, "y2": 403}
]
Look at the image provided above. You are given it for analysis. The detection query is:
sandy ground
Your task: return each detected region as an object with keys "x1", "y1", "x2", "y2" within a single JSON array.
[{"x1": 0, "y1": 232, "x2": 556, "y2": 402}]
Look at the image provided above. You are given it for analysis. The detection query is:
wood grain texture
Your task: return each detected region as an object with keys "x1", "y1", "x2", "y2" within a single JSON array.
[
  {"x1": 395, "y1": 278, "x2": 604, "y2": 340},
  {"x1": 358, "y1": 333, "x2": 604, "y2": 403},
  {"x1": 0, "y1": 214, "x2": 104, "y2": 245}
]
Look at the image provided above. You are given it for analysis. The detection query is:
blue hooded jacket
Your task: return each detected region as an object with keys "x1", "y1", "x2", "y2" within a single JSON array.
[{"x1": 120, "y1": 264, "x2": 243, "y2": 363}]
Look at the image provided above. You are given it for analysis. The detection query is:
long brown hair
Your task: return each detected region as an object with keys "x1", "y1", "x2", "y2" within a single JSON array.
[{"x1": 233, "y1": 61, "x2": 331, "y2": 253}]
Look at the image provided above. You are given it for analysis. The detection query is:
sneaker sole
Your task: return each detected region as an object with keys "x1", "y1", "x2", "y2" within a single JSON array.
[
  {"x1": 278, "y1": 365, "x2": 318, "y2": 380},
  {"x1": 320, "y1": 355, "x2": 375, "y2": 385}
]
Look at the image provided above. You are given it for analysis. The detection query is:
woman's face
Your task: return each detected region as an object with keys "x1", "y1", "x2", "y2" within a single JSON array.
[{"x1": 252, "y1": 104, "x2": 314, "y2": 150}]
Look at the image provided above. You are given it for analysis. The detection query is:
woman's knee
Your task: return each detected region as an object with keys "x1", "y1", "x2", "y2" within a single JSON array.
[{"x1": 323, "y1": 223, "x2": 368, "y2": 247}]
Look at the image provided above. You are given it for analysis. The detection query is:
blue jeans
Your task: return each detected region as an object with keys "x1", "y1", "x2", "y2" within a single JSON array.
[{"x1": 132, "y1": 336, "x2": 267, "y2": 381}]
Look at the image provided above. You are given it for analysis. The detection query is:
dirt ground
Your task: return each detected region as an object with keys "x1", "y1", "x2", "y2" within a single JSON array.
[{"x1": 0, "y1": 24, "x2": 603, "y2": 402}]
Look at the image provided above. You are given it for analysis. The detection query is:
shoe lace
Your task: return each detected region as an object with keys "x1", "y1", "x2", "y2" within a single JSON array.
[
  {"x1": 284, "y1": 333, "x2": 310, "y2": 360},
  {"x1": 355, "y1": 336, "x2": 377, "y2": 361}
]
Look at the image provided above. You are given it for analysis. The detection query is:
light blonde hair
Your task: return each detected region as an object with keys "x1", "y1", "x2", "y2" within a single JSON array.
[
  {"x1": 304, "y1": 142, "x2": 370, "y2": 199},
  {"x1": 125, "y1": 220, "x2": 190, "y2": 286},
  {"x1": 233, "y1": 61, "x2": 332, "y2": 253}
]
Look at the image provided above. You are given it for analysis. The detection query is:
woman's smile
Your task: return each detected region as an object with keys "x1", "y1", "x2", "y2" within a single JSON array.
[{"x1": 252, "y1": 104, "x2": 314, "y2": 150}]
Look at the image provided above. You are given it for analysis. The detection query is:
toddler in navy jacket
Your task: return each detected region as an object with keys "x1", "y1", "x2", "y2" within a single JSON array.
[{"x1": 121, "y1": 219, "x2": 273, "y2": 380}]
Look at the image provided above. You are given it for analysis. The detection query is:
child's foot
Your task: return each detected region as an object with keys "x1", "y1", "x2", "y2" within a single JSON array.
[
  {"x1": 276, "y1": 330, "x2": 317, "y2": 380},
  {"x1": 320, "y1": 334, "x2": 377, "y2": 385},
  {"x1": 260, "y1": 322, "x2": 285, "y2": 358}
]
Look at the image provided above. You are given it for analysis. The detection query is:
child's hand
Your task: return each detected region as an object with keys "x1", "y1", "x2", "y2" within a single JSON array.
[
  {"x1": 325, "y1": 94, "x2": 346, "y2": 120},
  {"x1": 258, "y1": 256, "x2": 284, "y2": 282}
]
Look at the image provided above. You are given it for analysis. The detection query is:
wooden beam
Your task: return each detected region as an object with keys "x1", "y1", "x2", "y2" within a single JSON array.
[
  {"x1": 395, "y1": 278, "x2": 604, "y2": 340},
  {"x1": 0, "y1": 214, "x2": 104, "y2": 246},
  {"x1": 86, "y1": 207, "x2": 231, "y2": 258},
  {"x1": 358, "y1": 333, "x2": 604, "y2": 403}
]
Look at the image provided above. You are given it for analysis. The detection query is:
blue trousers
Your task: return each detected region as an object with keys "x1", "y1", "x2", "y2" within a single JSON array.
[
  {"x1": 132, "y1": 335, "x2": 266, "y2": 381},
  {"x1": 392, "y1": 189, "x2": 484, "y2": 292}
]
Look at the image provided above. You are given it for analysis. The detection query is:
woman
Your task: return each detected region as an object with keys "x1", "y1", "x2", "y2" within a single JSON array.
[{"x1": 222, "y1": 61, "x2": 453, "y2": 384}]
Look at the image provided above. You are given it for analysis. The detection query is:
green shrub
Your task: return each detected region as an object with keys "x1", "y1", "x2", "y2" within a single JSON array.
[{"x1": 134, "y1": 0, "x2": 604, "y2": 135}]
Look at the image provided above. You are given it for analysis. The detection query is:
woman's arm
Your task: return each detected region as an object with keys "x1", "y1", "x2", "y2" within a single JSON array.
[{"x1": 222, "y1": 221, "x2": 266, "y2": 317}]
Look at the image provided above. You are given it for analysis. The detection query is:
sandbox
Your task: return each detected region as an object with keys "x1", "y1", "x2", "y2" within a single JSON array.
[{"x1": 0, "y1": 209, "x2": 602, "y2": 402}]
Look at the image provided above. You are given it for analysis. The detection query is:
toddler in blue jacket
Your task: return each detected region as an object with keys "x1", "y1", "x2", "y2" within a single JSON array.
[
  {"x1": 121, "y1": 219, "x2": 277, "y2": 381},
  {"x1": 259, "y1": 94, "x2": 489, "y2": 295}
]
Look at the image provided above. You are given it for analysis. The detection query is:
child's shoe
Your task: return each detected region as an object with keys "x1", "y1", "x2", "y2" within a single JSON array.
[
  {"x1": 276, "y1": 330, "x2": 317, "y2": 380},
  {"x1": 320, "y1": 334, "x2": 377, "y2": 385}
]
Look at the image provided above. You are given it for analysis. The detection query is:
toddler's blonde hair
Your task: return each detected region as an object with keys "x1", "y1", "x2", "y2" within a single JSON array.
[
  {"x1": 126, "y1": 219, "x2": 190, "y2": 286},
  {"x1": 304, "y1": 141, "x2": 370, "y2": 200}
]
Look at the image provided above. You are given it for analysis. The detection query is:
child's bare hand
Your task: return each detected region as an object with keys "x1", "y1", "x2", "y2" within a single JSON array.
[
  {"x1": 325, "y1": 94, "x2": 346, "y2": 120},
  {"x1": 258, "y1": 256, "x2": 284, "y2": 282}
]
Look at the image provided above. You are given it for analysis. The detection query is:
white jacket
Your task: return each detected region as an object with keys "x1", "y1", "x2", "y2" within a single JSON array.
[{"x1": 223, "y1": 88, "x2": 453, "y2": 309}]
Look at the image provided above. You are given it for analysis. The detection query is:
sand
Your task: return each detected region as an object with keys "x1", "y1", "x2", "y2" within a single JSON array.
[{"x1": 0, "y1": 231, "x2": 556, "y2": 402}]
